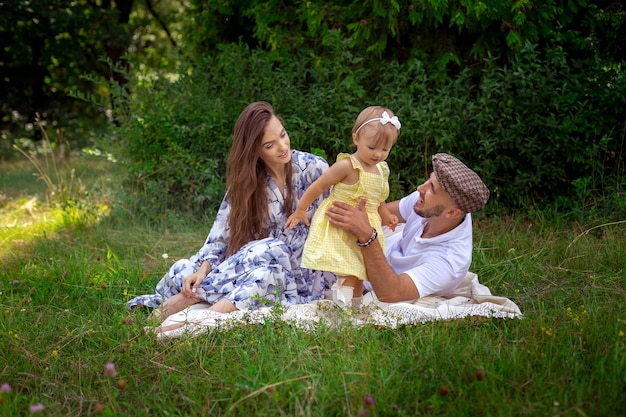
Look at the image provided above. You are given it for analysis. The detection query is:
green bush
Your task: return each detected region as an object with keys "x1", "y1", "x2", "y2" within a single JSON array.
[
  {"x1": 441, "y1": 42, "x2": 625, "y2": 212},
  {"x1": 111, "y1": 41, "x2": 625, "y2": 220}
]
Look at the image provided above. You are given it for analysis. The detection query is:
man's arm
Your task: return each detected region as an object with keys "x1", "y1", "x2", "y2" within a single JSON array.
[{"x1": 326, "y1": 200, "x2": 420, "y2": 302}]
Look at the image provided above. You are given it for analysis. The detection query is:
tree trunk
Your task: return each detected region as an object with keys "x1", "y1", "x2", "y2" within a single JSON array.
[{"x1": 102, "y1": 0, "x2": 134, "y2": 124}]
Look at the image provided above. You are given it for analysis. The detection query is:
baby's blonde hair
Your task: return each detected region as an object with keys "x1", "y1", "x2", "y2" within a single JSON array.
[{"x1": 352, "y1": 106, "x2": 400, "y2": 148}]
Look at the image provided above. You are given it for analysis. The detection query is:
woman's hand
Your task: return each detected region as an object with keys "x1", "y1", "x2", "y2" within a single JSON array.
[
  {"x1": 285, "y1": 208, "x2": 309, "y2": 229},
  {"x1": 181, "y1": 261, "x2": 211, "y2": 297}
]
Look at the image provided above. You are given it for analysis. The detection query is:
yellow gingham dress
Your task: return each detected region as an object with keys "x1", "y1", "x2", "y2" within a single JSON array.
[{"x1": 301, "y1": 153, "x2": 389, "y2": 281}]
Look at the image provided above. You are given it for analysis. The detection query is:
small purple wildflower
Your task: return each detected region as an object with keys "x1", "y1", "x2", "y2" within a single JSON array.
[
  {"x1": 0, "y1": 383, "x2": 11, "y2": 393},
  {"x1": 103, "y1": 362, "x2": 118, "y2": 377},
  {"x1": 29, "y1": 403, "x2": 45, "y2": 413},
  {"x1": 364, "y1": 394, "x2": 375, "y2": 407},
  {"x1": 358, "y1": 408, "x2": 369, "y2": 417}
]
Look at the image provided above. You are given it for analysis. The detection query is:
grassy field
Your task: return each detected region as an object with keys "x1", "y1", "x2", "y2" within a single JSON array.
[{"x1": 0, "y1": 155, "x2": 625, "y2": 416}]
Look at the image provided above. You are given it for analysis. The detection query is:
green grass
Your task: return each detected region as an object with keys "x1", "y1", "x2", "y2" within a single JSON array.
[{"x1": 0, "y1": 157, "x2": 625, "y2": 416}]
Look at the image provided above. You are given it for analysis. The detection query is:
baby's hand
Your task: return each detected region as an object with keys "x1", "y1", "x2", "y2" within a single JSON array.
[
  {"x1": 384, "y1": 214, "x2": 398, "y2": 232},
  {"x1": 285, "y1": 209, "x2": 309, "y2": 230}
]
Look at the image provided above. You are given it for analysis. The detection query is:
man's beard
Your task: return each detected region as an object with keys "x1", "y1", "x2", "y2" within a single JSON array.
[{"x1": 414, "y1": 204, "x2": 446, "y2": 218}]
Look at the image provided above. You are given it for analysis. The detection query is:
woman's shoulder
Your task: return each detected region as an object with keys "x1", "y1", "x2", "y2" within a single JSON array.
[{"x1": 292, "y1": 150, "x2": 329, "y2": 170}]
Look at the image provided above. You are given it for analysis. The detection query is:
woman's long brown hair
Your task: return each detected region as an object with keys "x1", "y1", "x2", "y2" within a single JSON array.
[{"x1": 225, "y1": 102, "x2": 294, "y2": 255}]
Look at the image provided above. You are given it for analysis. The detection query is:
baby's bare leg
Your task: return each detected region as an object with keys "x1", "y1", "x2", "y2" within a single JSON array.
[
  {"x1": 341, "y1": 275, "x2": 363, "y2": 298},
  {"x1": 352, "y1": 280, "x2": 363, "y2": 299},
  {"x1": 342, "y1": 275, "x2": 357, "y2": 289}
]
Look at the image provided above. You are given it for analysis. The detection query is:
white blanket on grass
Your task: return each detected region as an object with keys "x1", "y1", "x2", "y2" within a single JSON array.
[{"x1": 154, "y1": 271, "x2": 522, "y2": 339}]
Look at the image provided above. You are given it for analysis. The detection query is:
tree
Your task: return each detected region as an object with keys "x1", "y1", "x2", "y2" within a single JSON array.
[
  {"x1": 183, "y1": 0, "x2": 624, "y2": 79},
  {"x1": 0, "y1": 0, "x2": 184, "y2": 143}
]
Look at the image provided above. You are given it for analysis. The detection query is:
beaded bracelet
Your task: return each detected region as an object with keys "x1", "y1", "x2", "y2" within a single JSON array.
[{"x1": 356, "y1": 228, "x2": 378, "y2": 247}]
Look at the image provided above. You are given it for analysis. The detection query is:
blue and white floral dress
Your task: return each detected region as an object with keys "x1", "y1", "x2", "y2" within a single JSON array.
[{"x1": 126, "y1": 150, "x2": 336, "y2": 311}]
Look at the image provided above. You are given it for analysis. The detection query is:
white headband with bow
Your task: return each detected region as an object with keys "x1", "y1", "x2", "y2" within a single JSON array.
[{"x1": 354, "y1": 111, "x2": 402, "y2": 135}]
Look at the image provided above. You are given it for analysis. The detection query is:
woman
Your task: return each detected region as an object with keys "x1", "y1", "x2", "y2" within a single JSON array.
[{"x1": 127, "y1": 101, "x2": 336, "y2": 323}]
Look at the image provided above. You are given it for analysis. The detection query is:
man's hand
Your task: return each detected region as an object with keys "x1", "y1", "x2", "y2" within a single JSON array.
[
  {"x1": 328, "y1": 198, "x2": 420, "y2": 302},
  {"x1": 326, "y1": 199, "x2": 373, "y2": 243}
]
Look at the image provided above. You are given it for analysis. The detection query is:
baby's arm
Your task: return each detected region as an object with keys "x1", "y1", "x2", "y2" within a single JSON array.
[
  {"x1": 286, "y1": 158, "x2": 353, "y2": 229},
  {"x1": 378, "y1": 202, "x2": 398, "y2": 232}
]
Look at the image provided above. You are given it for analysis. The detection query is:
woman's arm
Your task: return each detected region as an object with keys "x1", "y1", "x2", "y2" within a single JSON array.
[{"x1": 193, "y1": 196, "x2": 231, "y2": 266}]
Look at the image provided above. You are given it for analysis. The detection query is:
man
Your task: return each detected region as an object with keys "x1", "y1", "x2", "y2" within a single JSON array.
[{"x1": 325, "y1": 153, "x2": 489, "y2": 303}]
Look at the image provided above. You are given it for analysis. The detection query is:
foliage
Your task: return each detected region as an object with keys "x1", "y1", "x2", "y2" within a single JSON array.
[
  {"x1": 1, "y1": 160, "x2": 625, "y2": 415},
  {"x1": 430, "y1": 42, "x2": 626, "y2": 209},
  {"x1": 0, "y1": 1, "x2": 117, "y2": 134},
  {"x1": 0, "y1": 0, "x2": 183, "y2": 151},
  {"x1": 110, "y1": 38, "x2": 625, "y2": 218},
  {"x1": 10, "y1": 115, "x2": 83, "y2": 205},
  {"x1": 184, "y1": 1, "x2": 625, "y2": 77},
  {"x1": 93, "y1": 0, "x2": 624, "y2": 217},
  {"x1": 108, "y1": 41, "x2": 370, "y2": 218},
  {"x1": 4, "y1": 0, "x2": 625, "y2": 214}
]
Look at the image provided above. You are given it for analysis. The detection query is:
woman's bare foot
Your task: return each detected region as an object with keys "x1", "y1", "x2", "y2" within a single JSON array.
[
  {"x1": 145, "y1": 297, "x2": 237, "y2": 335},
  {"x1": 146, "y1": 308, "x2": 163, "y2": 324},
  {"x1": 149, "y1": 299, "x2": 237, "y2": 335},
  {"x1": 152, "y1": 321, "x2": 187, "y2": 334},
  {"x1": 148, "y1": 293, "x2": 200, "y2": 324}
]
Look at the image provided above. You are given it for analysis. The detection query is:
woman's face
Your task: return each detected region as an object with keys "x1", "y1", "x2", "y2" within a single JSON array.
[{"x1": 259, "y1": 115, "x2": 292, "y2": 170}]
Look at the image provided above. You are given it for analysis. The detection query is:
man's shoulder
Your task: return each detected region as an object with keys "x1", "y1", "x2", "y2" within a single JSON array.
[
  {"x1": 454, "y1": 213, "x2": 473, "y2": 238},
  {"x1": 436, "y1": 214, "x2": 473, "y2": 243}
]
